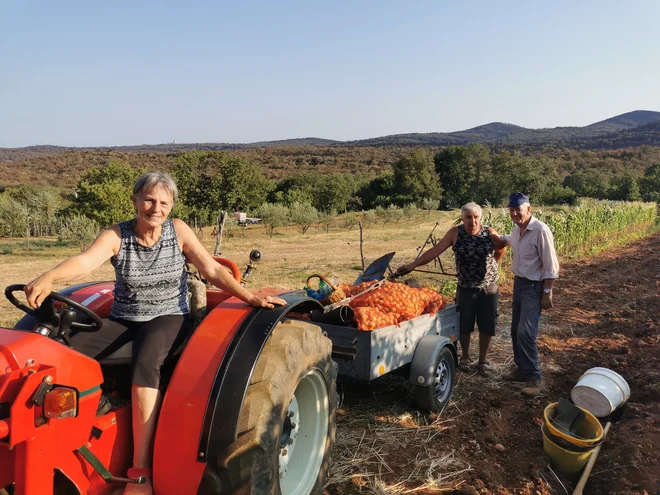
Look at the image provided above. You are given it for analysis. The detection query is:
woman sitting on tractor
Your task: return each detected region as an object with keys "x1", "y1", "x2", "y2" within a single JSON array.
[{"x1": 24, "y1": 171, "x2": 286, "y2": 495}]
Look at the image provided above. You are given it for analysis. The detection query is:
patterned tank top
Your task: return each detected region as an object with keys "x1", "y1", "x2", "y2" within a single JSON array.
[
  {"x1": 111, "y1": 218, "x2": 189, "y2": 321},
  {"x1": 454, "y1": 225, "x2": 499, "y2": 289}
]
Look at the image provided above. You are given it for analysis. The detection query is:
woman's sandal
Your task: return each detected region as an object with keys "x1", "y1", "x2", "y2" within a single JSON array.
[
  {"x1": 458, "y1": 357, "x2": 472, "y2": 372},
  {"x1": 477, "y1": 360, "x2": 494, "y2": 376},
  {"x1": 124, "y1": 468, "x2": 153, "y2": 494}
]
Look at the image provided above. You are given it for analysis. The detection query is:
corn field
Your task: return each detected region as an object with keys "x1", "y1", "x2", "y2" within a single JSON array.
[{"x1": 482, "y1": 199, "x2": 657, "y2": 259}]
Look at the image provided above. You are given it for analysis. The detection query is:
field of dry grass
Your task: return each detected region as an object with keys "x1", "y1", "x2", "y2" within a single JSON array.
[{"x1": 0, "y1": 210, "x2": 460, "y2": 327}]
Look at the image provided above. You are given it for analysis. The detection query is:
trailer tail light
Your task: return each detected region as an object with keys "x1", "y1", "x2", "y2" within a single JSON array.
[
  {"x1": 0, "y1": 419, "x2": 8, "y2": 440},
  {"x1": 43, "y1": 387, "x2": 77, "y2": 419}
]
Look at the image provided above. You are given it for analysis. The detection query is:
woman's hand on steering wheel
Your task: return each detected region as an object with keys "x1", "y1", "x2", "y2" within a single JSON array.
[
  {"x1": 7, "y1": 283, "x2": 104, "y2": 333},
  {"x1": 25, "y1": 274, "x2": 55, "y2": 308}
]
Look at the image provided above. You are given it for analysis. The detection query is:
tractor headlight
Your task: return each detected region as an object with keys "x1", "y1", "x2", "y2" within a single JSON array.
[{"x1": 43, "y1": 387, "x2": 77, "y2": 419}]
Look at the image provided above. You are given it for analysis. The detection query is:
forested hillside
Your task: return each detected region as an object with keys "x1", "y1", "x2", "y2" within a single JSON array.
[{"x1": 1, "y1": 111, "x2": 658, "y2": 240}]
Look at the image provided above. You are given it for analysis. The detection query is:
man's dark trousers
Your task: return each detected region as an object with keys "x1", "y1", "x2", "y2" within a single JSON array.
[{"x1": 511, "y1": 277, "x2": 543, "y2": 381}]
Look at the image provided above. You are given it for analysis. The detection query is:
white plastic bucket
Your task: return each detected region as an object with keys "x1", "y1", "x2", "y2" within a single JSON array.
[{"x1": 571, "y1": 367, "x2": 630, "y2": 418}]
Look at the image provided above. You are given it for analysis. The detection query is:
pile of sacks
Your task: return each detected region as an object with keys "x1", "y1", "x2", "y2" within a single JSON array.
[{"x1": 338, "y1": 281, "x2": 446, "y2": 331}]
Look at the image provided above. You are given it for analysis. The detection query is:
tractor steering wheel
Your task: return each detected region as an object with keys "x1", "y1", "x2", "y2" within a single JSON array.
[{"x1": 5, "y1": 284, "x2": 104, "y2": 333}]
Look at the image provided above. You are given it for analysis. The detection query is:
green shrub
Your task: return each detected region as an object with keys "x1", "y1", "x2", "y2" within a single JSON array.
[
  {"x1": 258, "y1": 203, "x2": 290, "y2": 237},
  {"x1": 58, "y1": 214, "x2": 101, "y2": 252}
]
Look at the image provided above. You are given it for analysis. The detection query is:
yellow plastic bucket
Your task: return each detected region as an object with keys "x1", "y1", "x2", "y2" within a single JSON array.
[
  {"x1": 541, "y1": 424, "x2": 596, "y2": 474},
  {"x1": 543, "y1": 402, "x2": 603, "y2": 447}
]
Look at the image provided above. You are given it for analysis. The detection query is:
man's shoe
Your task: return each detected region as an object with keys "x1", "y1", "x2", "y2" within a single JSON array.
[
  {"x1": 501, "y1": 369, "x2": 525, "y2": 382},
  {"x1": 521, "y1": 379, "x2": 544, "y2": 397}
]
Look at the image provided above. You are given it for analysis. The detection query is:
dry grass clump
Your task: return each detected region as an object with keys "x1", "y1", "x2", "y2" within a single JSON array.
[{"x1": 326, "y1": 404, "x2": 472, "y2": 494}]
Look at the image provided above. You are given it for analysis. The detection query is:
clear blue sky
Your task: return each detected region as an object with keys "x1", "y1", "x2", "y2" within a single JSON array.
[{"x1": 1, "y1": 0, "x2": 659, "y2": 147}]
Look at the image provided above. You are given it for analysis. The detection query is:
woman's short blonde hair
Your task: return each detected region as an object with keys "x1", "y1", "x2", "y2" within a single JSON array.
[{"x1": 133, "y1": 172, "x2": 178, "y2": 202}]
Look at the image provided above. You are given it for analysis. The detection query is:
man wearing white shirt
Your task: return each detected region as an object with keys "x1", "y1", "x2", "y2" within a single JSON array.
[{"x1": 493, "y1": 192, "x2": 559, "y2": 397}]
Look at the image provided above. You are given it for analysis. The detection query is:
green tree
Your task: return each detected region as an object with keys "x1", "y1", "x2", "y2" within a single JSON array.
[
  {"x1": 434, "y1": 146, "x2": 473, "y2": 209},
  {"x1": 70, "y1": 160, "x2": 143, "y2": 227},
  {"x1": 610, "y1": 172, "x2": 642, "y2": 201},
  {"x1": 562, "y1": 169, "x2": 611, "y2": 199},
  {"x1": 484, "y1": 152, "x2": 555, "y2": 206},
  {"x1": 289, "y1": 201, "x2": 319, "y2": 234},
  {"x1": 421, "y1": 198, "x2": 439, "y2": 215},
  {"x1": 315, "y1": 174, "x2": 357, "y2": 213},
  {"x1": 0, "y1": 195, "x2": 29, "y2": 238},
  {"x1": 342, "y1": 212, "x2": 359, "y2": 230},
  {"x1": 219, "y1": 155, "x2": 273, "y2": 212},
  {"x1": 58, "y1": 214, "x2": 100, "y2": 252},
  {"x1": 639, "y1": 164, "x2": 660, "y2": 202},
  {"x1": 541, "y1": 185, "x2": 578, "y2": 205},
  {"x1": 360, "y1": 209, "x2": 377, "y2": 228},
  {"x1": 359, "y1": 173, "x2": 394, "y2": 210},
  {"x1": 6, "y1": 185, "x2": 62, "y2": 236},
  {"x1": 318, "y1": 209, "x2": 337, "y2": 233},
  {"x1": 403, "y1": 202, "x2": 417, "y2": 219},
  {"x1": 392, "y1": 150, "x2": 442, "y2": 206},
  {"x1": 271, "y1": 173, "x2": 319, "y2": 207},
  {"x1": 467, "y1": 143, "x2": 491, "y2": 202},
  {"x1": 173, "y1": 152, "x2": 272, "y2": 224},
  {"x1": 258, "y1": 203, "x2": 290, "y2": 237}
]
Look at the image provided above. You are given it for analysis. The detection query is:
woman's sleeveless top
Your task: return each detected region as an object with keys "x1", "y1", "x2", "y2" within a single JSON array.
[
  {"x1": 454, "y1": 225, "x2": 499, "y2": 289},
  {"x1": 111, "y1": 218, "x2": 189, "y2": 321}
]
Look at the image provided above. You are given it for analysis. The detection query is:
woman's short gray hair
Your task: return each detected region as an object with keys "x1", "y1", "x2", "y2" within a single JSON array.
[
  {"x1": 133, "y1": 172, "x2": 178, "y2": 202},
  {"x1": 461, "y1": 202, "x2": 482, "y2": 217}
]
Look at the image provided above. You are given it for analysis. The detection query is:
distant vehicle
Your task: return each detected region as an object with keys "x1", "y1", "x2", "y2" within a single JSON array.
[{"x1": 234, "y1": 212, "x2": 261, "y2": 227}]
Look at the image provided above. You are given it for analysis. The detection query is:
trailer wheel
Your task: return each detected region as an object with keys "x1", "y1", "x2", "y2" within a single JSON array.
[
  {"x1": 414, "y1": 346, "x2": 455, "y2": 413},
  {"x1": 220, "y1": 319, "x2": 337, "y2": 495}
]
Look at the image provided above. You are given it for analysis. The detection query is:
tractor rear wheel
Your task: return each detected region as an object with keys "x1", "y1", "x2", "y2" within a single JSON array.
[{"x1": 219, "y1": 319, "x2": 337, "y2": 494}]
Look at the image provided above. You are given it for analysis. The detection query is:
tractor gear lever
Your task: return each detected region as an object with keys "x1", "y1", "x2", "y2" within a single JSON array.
[
  {"x1": 56, "y1": 308, "x2": 78, "y2": 344},
  {"x1": 241, "y1": 249, "x2": 262, "y2": 286}
]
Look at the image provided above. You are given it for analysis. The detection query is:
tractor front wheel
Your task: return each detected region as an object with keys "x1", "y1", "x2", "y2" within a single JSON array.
[{"x1": 220, "y1": 319, "x2": 337, "y2": 494}]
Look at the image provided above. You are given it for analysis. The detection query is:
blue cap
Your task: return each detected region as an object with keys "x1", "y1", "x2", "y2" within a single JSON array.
[{"x1": 507, "y1": 192, "x2": 530, "y2": 208}]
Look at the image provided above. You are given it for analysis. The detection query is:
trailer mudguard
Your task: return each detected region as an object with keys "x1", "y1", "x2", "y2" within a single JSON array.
[{"x1": 408, "y1": 335, "x2": 456, "y2": 387}]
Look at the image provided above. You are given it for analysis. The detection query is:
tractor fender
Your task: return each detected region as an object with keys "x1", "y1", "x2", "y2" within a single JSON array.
[
  {"x1": 408, "y1": 335, "x2": 456, "y2": 387},
  {"x1": 197, "y1": 291, "x2": 323, "y2": 462}
]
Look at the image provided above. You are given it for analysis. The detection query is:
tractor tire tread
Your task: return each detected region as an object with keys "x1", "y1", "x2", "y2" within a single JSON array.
[{"x1": 218, "y1": 320, "x2": 337, "y2": 495}]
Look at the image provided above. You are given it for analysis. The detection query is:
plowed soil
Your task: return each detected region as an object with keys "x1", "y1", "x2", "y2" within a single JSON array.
[{"x1": 327, "y1": 232, "x2": 659, "y2": 495}]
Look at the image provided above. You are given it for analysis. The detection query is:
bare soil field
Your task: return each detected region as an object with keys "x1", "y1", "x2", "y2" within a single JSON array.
[{"x1": 326, "y1": 232, "x2": 660, "y2": 495}]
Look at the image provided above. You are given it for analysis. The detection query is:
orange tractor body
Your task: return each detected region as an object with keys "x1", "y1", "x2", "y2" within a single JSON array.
[{"x1": 0, "y1": 254, "x2": 328, "y2": 495}]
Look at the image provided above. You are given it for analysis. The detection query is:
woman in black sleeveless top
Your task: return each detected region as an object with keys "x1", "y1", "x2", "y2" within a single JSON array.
[{"x1": 397, "y1": 203, "x2": 506, "y2": 375}]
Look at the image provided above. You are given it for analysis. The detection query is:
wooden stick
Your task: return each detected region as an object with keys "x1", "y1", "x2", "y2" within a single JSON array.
[
  {"x1": 213, "y1": 210, "x2": 227, "y2": 256},
  {"x1": 359, "y1": 221, "x2": 366, "y2": 272},
  {"x1": 572, "y1": 422, "x2": 612, "y2": 495},
  {"x1": 413, "y1": 220, "x2": 440, "y2": 262}
]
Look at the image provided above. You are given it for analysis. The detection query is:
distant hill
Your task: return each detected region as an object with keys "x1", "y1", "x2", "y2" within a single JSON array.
[
  {"x1": 349, "y1": 110, "x2": 660, "y2": 146},
  {"x1": 584, "y1": 110, "x2": 660, "y2": 134},
  {"x1": 576, "y1": 119, "x2": 660, "y2": 149},
  {"x1": 1, "y1": 110, "x2": 659, "y2": 162}
]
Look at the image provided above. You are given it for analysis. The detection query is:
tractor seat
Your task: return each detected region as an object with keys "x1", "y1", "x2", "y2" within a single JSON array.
[{"x1": 99, "y1": 280, "x2": 207, "y2": 365}]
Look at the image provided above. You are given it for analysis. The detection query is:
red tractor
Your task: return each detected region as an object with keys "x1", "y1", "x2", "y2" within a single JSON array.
[{"x1": 0, "y1": 253, "x2": 338, "y2": 495}]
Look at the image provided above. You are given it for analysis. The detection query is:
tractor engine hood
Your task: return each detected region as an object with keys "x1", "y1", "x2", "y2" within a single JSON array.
[{"x1": 0, "y1": 328, "x2": 104, "y2": 399}]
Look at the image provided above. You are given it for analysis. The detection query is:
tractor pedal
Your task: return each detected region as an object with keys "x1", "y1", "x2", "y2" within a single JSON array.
[{"x1": 77, "y1": 445, "x2": 147, "y2": 485}]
